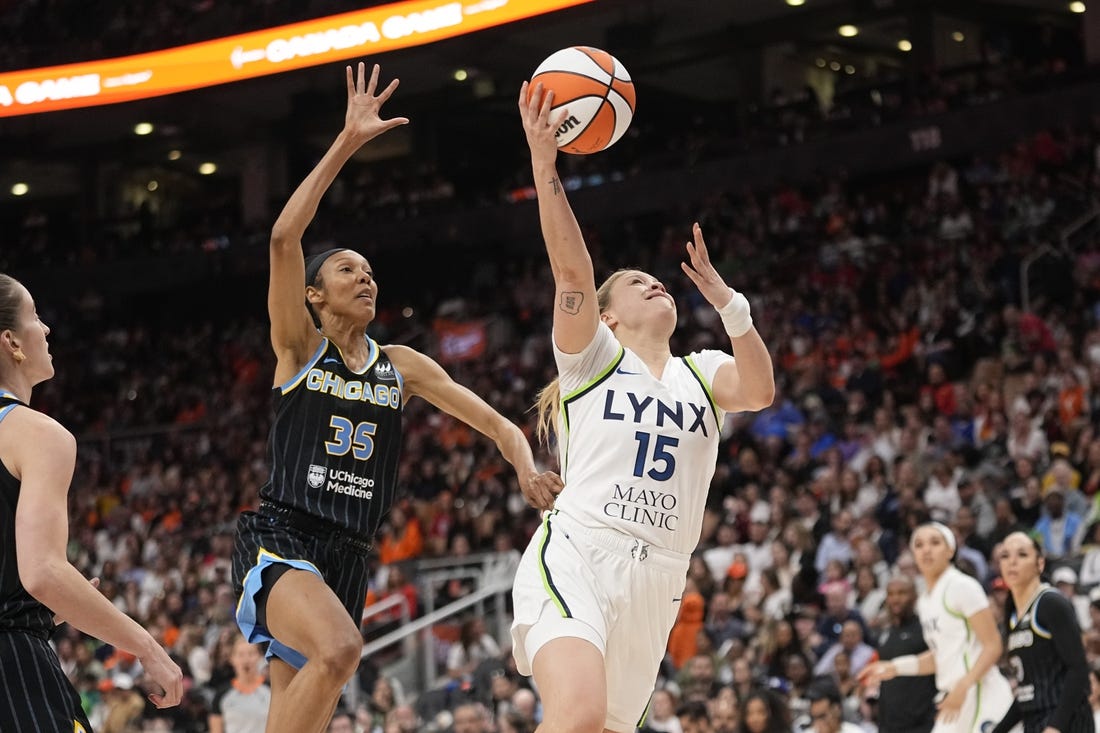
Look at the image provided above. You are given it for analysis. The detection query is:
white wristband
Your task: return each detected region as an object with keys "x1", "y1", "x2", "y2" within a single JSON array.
[
  {"x1": 716, "y1": 287, "x2": 753, "y2": 338},
  {"x1": 892, "y1": 655, "x2": 919, "y2": 676}
]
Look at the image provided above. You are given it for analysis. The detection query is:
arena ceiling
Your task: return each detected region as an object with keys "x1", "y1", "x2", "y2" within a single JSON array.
[{"x1": 0, "y1": 0, "x2": 1084, "y2": 185}]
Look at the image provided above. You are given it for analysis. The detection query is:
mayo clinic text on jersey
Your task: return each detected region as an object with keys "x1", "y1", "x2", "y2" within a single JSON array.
[{"x1": 604, "y1": 484, "x2": 679, "y2": 530}]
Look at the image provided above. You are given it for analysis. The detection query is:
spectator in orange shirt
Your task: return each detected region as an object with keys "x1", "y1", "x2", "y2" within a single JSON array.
[
  {"x1": 378, "y1": 504, "x2": 423, "y2": 565},
  {"x1": 667, "y1": 590, "x2": 706, "y2": 670}
]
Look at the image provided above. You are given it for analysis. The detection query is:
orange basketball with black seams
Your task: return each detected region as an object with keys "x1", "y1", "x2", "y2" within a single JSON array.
[{"x1": 529, "y1": 46, "x2": 636, "y2": 155}]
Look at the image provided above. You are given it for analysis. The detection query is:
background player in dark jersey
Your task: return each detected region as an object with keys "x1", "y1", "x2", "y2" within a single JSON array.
[
  {"x1": 230, "y1": 63, "x2": 563, "y2": 733},
  {"x1": 992, "y1": 532, "x2": 1094, "y2": 733},
  {"x1": 0, "y1": 273, "x2": 183, "y2": 732}
]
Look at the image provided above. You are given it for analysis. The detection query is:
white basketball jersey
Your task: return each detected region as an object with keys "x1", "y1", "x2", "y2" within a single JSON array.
[
  {"x1": 917, "y1": 565, "x2": 995, "y2": 692},
  {"x1": 552, "y1": 323, "x2": 731, "y2": 555}
]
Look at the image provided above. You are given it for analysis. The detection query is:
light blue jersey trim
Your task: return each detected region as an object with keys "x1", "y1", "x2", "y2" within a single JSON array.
[
  {"x1": 334, "y1": 334, "x2": 379, "y2": 375},
  {"x1": 277, "y1": 339, "x2": 328, "y2": 394},
  {"x1": 0, "y1": 404, "x2": 17, "y2": 425}
]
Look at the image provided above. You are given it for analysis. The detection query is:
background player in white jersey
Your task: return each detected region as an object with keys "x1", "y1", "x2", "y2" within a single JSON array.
[
  {"x1": 860, "y1": 522, "x2": 1013, "y2": 733},
  {"x1": 511, "y1": 83, "x2": 776, "y2": 733}
]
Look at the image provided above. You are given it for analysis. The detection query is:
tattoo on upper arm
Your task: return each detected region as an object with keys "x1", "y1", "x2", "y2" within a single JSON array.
[
  {"x1": 549, "y1": 177, "x2": 561, "y2": 195},
  {"x1": 559, "y1": 291, "x2": 583, "y2": 315}
]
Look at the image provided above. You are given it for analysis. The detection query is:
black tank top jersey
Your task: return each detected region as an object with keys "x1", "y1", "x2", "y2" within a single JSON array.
[
  {"x1": 1005, "y1": 587, "x2": 1092, "y2": 724},
  {"x1": 262, "y1": 337, "x2": 403, "y2": 537},
  {"x1": 0, "y1": 392, "x2": 55, "y2": 636}
]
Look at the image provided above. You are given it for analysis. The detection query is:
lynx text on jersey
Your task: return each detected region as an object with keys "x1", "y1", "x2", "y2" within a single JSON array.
[{"x1": 602, "y1": 390, "x2": 709, "y2": 436}]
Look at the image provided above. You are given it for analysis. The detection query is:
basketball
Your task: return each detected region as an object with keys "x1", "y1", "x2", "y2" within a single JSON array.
[{"x1": 529, "y1": 46, "x2": 635, "y2": 155}]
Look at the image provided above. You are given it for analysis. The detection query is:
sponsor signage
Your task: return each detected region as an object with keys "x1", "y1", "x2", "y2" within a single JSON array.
[{"x1": 0, "y1": 0, "x2": 592, "y2": 117}]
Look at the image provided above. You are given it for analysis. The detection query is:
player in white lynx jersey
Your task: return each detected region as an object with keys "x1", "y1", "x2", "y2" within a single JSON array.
[
  {"x1": 860, "y1": 523, "x2": 1013, "y2": 733},
  {"x1": 511, "y1": 83, "x2": 776, "y2": 733}
]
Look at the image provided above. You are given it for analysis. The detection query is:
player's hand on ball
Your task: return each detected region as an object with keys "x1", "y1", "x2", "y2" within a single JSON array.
[
  {"x1": 343, "y1": 62, "x2": 408, "y2": 144},
  {"x1": 520, "y1": 470, "x2": 564, "y2": 511},
  {"x1": 518, "y1": 81, "x2": 569, "y2": 166}
]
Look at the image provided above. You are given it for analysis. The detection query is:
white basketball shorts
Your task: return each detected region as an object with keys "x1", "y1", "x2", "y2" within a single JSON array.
[{"x1": 511, "y1": 510, "x2": 689, "y2": 732}]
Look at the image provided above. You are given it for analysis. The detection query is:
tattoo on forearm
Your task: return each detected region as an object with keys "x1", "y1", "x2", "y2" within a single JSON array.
[
  {"x1": 549, "y1": 177, "x2": 561, "y2": 195},
  {"x1": 559, "y1": 291, "x2": 583, "y2": 314}
]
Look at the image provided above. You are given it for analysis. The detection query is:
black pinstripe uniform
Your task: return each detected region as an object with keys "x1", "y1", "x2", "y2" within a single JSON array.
[
  {"x1": 0, "y1": 392, "x2": 94, "y2": 733},
  {"x1": 993, "y1": 587, "x2": 1094, "y2": 733},
  {"x1": 232, "y1": 337, "x2": 403, "y2": 632}
]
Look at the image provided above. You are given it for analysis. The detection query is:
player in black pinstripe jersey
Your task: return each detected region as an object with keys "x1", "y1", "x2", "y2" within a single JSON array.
[
  {"x1": 230, "y1": 62, "x2": 562, "y2": 733},
  {"x1": 0, "y1": 273, "x2": 183, "y2": 732},
  {"x1": 992, "y1": 532, "x2": 1094, "y2": 733}
]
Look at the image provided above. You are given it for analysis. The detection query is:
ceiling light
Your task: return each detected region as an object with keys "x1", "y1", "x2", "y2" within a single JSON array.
[
  {"x1": 11, "y1": 182, "x2": 28, "y2": 196},
  {"x1": 815, "y1": 58, "x2": 827, "y2": 68},
  {"x1": 898, "y1": 39, "x2": 913, "y2": 52},
  {"x1": 951, "y1": 31, "x2": 965, "y2": 42},
  {"x1": 1069, "y1": 1, "x2": 1086, "y2": 12},
  {"x1": 786, "y1": 0, "x2": 805, "y2": 6},
  {"x1": 167, "y1": 149, "x2": 182, "y2": 161},
  {"x1": 829, "y1": 61, "x2": 841, "y2": 71},
  {"x1": 134, "y1": 122, "x2": 154, "y2": 136},
  {"x1": 198, "y1": 162, "x2": 217, "y2": 175},
  {"x1": 453, "y1": 69, "x2": 468, "y2": 82},
  {"x1": 844, "y1": 65, "x2": 856, "y2": 74},
  {"x1": 838, "y1": 24, "x2": 859, "y2": 37},
  {"x1": 147, "y1": 181, "x2": 159, "y2": 192}
]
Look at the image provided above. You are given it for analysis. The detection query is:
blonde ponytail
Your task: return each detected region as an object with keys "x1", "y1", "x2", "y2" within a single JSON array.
[{"x1": 534, "y1": 377, "x2": 561, "y2": 446}]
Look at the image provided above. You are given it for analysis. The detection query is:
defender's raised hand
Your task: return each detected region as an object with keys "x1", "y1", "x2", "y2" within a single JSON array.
[{"x1": 344, "y1": 62, "x2": 408, "y2": 144}]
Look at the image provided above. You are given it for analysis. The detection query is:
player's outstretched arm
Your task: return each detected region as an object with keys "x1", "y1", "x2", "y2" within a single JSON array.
[
  {"x1": 681, "y1": 223, "x2": 774, "y2": 413},
  {"x1": 269, "y1": 62, "x2": 408, "y2": 365},
  {"x1": 518, "y1": 81, "x2": 598, "y2": 356},
  {"x1": 386, "y1": 345, "x2": 562, "y2": 510},
  {"x1": 11, "y1": 410, "x2": 183, "y2": 708}
]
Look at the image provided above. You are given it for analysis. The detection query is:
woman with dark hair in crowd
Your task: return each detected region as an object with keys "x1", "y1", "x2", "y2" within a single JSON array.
[
  {"x1": 510, "y1": 82, "x2": 775, "y2": 733},
  {"x1": 738, "y1": 688, "x2": 790, "y2": 733},
  {"x1": 0, "y1": 273, "x2": 183, "y2": 731},
  {"x1": 991, "y1": 531, "x2": 1093, "y2": 733},
  {"x1": 229, "y1": 63, "x2": 561, "y2": 733}
]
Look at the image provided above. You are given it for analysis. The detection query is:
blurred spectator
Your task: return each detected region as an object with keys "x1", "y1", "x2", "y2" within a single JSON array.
[
  {"x1": 326, "y1": 709, "x2": 355, "y2": 733},
  {"x1": 805, "y1": 683, "x2": 863, "y2": 733},
  {"x1": 208, "y1": 637, "x2": 269, "y2": 733},
  {"x1": 1035, "y1": 487, "x2": 1084, "y2": 558},
  {"x1": 738, "y1": 688, "x2": 790, "y2": 733},
  {"x1": 813, "y1": 620, "x2": 874, "y2": 678},
  {"x1": 669, "y1": 590, "x2": 708, "y2": 669},
  {"x1": 641, "y1": 688, "x2": 684, "y2": 733},
  {"x1": 1051, "y1": 566, "x2": 1092, "y2": 631},
  {"x1": 452, "y1": 701, "x2": 492, "y2": 733},
  {"x1": 446, "y1": 617, "x2": 501, "y2": 684},
  {"x1": 678, "y1": 699, "x2": 715, "y2": 733}
]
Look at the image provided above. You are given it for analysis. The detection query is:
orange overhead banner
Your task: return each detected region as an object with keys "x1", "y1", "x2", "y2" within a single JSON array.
[{"x1": 0, "y1": 0, "x2": 593, "y2": 118}]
